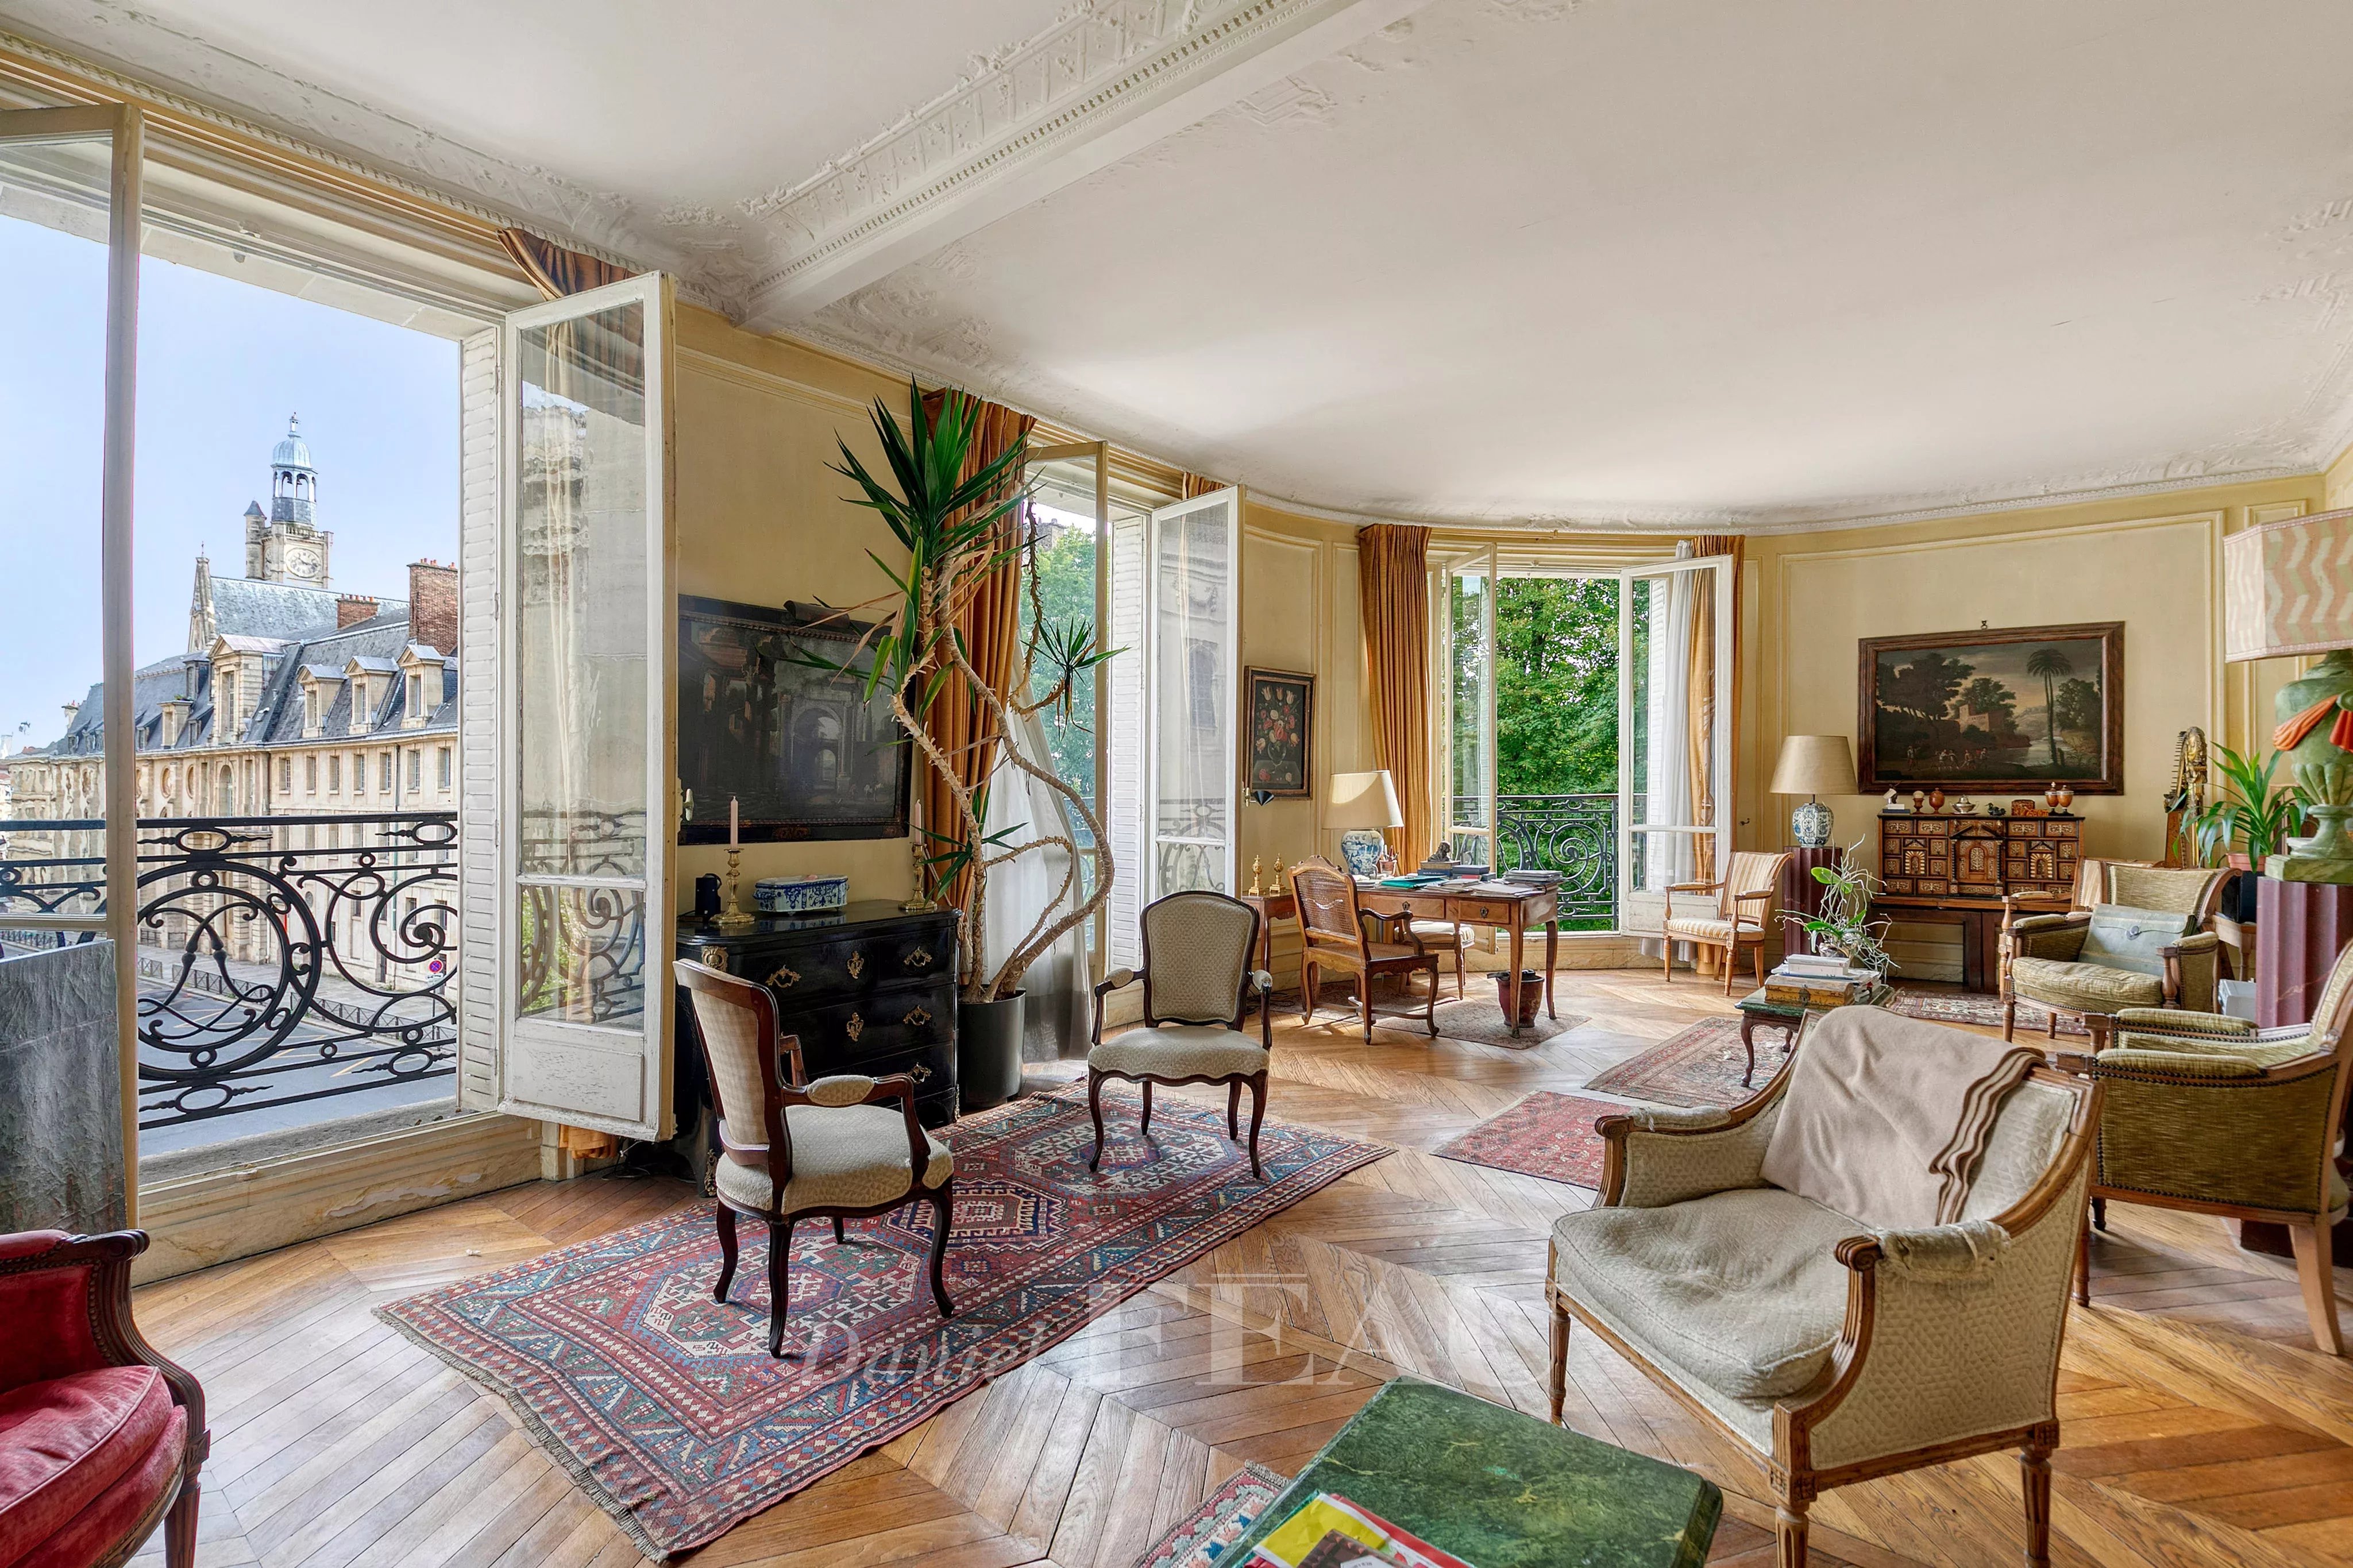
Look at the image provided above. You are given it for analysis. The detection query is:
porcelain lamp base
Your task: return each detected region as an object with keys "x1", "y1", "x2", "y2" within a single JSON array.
[
  {"x1": 1791, "y1": 798, "x2": 1834, "y2": 849},
  {"x1": 1340, "y1": 830, "x2": 1388, "y2": 877}
]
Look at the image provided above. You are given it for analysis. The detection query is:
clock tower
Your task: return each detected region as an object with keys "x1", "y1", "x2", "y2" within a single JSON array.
[{"x1": 244, "y1": 413, "x2": 333, "y2": 587}]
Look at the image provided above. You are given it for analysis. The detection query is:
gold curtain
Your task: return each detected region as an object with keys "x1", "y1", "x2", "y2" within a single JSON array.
[
  {"x1": 1181, "y1": 472, "x2": 1225, "y2": 499},
  {"x1": 1358, "y1": 524, "x2": 1438, "y2": 868},
  {"x1": 1684, "y1": 535, "x2": 1743, "y2": 887},
  {"x1": 500, "y1": 227, "x2": 635, "y2": 299},
  {"x1": 919, "y1": 392, "x2": 1035, "y2": 914}
]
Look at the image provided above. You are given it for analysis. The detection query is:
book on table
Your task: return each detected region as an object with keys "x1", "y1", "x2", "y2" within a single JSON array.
[
  {"x1": 1250, "y1": 1494, "x2": 1476, "y2": 1568},
  {"x1": 1762, "y1": 970, "x2": 1887, "y2": 1007}
]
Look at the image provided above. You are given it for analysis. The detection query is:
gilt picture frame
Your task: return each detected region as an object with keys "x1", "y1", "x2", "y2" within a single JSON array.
[
  {"x1": 1857, "y1": 621, "x2": 2124, "y2": 793},
  {"x1": 1244, "y1": 667, "x2": 1315, "y2": 799}
]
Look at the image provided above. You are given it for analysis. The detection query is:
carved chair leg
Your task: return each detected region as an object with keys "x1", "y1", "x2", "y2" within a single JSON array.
[
  {"x1": 832, "y1": 1216, "x2": 846, "y2": 1245},
  {"x1": 1424, "y1": 963, "x2": 1439, "y2": 1038},
  {"x1": 2021, "y1": 1427, "x2": 2056, "y2": 1568},
  {"x1": 1087, "y1": 1069, "x2": 1108, "y2": 1171},
  {"x1": 1722, "y1": 941, "x2": 1735, "y2": 996},
  {"x1": 2290, "y1": 1217, "x2": 2344, "y2": 1356},
  {"x1": 165, "y1": 1472, "x2": 199, "y2": 1568},
  {"x1": 1753, "y1": 940, "x2": 1766, "y2": 990},
  {"x1": 1227, "y1": 1079, "x2": 1241, "y2": 1140},
  {"x1": 2076, "y1": 1206, "x2": 2092, "y2": 1308},
  {"x1": 2047, "y1": 1009, "x2": 2058, "y2": 1040},
  {"x1": 713, "y1": 1203, "x2": 739, "y2": 1303},
  {"x1": 767, "y1": 1215, "x2": 796, "y2": 1357},
  {"x1": 1453, "y1": 937, "x2": 1465, "y2": 1000},
  {"x1": 1301, "y1": 961, "x2": 1318, "y2": 1025},
  {"x1": 2003, "y1": 998, "x2": 2018, "y2": 1042},
  {"x1": 1140, "y1": 1080, "x2": 1154, "y2": 1134},
  {"x1": 2090, "y1": 1195, "x2": 2107, "y2": 1232},
  {"x1": 1546, "y1": 1298, "x2": 1570, "y2": 1425},
  {"x1": 1360, "y1": 970, "x2": 1374, "y2": 1043},
  {"x1": 1774, "y1": 1498, "x2": 1810, "y2": 1568},
  {"x1": 1662, "y1": 937, "x2": 1673, "y2": 984},
  {"x1": 1245, "y1": 1072, "x2": 1268, "y2": 1181},
  {"x1": 927, "y1": 1183, "x2": 955, "y2": 1318}
]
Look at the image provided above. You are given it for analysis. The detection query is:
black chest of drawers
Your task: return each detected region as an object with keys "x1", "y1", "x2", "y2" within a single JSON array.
[{"x1": 674, "y1": 901, "x2": 961, "y2": 1131}]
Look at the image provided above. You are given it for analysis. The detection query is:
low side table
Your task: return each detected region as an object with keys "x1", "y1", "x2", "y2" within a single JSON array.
[
  {"x1": 1733, "y1": 989, "x2": 1806, "y2": 1086},
  {"x1": 1224, "y1": 1377, "x2": 1719, "y2": 1568}
]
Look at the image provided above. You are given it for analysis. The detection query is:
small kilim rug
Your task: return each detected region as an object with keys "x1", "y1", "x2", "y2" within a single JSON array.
[
  {"x1": 1884, "y1": 984, "x2": 2088, "y2": 1038},
  {"x1": 1580, "y1": 1015, "x2": 1775, "y2": 1109},
  {"x1": 379, "y1": 1087, "x2": 1386, "y2": 1557},
  {"x1": 1432, "y1": 1092, "x2": 1623, "y2": 1188},
  {"x1": 1368, "y1": 998, "x2": 1586, "y2": 1049},
  {"x1": 1135, "y1": 1462, "x2": 1290, "y2": 1568}
]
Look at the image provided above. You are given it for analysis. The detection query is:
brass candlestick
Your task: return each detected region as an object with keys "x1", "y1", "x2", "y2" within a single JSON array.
[
  {"x1": 901, "y1": 835, "x2": 937, "y2": 913},
  {"x1": 1248, "y1": 855, "x2": 1263, "y2": 896},
  {"x1": 715, "y1": 847, "x2": 756, "y2": 929}
]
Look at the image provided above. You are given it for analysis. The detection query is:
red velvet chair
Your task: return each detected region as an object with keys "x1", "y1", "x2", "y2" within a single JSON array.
[{"x1": 0, "y1": 1232, "x2": 205, "y2": 1568}]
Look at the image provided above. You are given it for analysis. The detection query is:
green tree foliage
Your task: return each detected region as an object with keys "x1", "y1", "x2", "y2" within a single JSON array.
[
  {"x1": 1024, "y1": 516, "x2": 1097, "y2": 802},
  {"x1": 1494, "y1": 577, "x2": 1619, "y2": 795},
  {"x1": 2025, "y1": 646, "x2": 2074, "y2": 768}
]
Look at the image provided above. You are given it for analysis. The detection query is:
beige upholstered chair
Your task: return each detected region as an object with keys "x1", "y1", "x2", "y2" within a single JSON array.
[
  {"x1": 1409, "y1": 918, "x2": 1469, "y2": 999},
  {"x1": 1662, "y1": 849, "x2": 1793, "y2": 995},
  {"x1": 674, "y1": 958, "x2": 955, "y2": 1356},
  {"x1": 1545, "y1": 1045, "x2": 2100, "y2": 1567},
  {"x1": 1089, "y1": 890, "x2": 1276, "y2": 1178},
  {"x1": 2066, "y1": 940, "x2": 2353, "y2": 1354},
  {"x1": 1290, "y1": 858, "x2": 1441, "y2": 1041},
  {"x1": 2000, "y1": 864, "x2": 2229, "y2": 1043}
]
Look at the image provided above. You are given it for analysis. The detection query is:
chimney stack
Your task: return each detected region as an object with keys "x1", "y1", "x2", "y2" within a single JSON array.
[
  {"x1": 406, "y1": 559, "x2": 458, "y2": 656},
  {"x1": 336, "y1": 593, "x2": 379, "y2": 630}
]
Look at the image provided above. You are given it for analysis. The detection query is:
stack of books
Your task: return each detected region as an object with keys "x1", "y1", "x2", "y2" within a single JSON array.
[
  {"x1": 1502, "y1": 868, "x2": 1561, "y2": 888},
  {"x1": 1764, "y1": 952, "x2": 1888, "y2": 1007},
  {"x1": 1246, "y1": 1493, "x2": 1477, "y2": 1568}
]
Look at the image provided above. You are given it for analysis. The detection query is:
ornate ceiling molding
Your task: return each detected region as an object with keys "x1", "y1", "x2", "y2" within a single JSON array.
[{"x1": 736, "y1": 0, "x2": 1429, "y2": 329}]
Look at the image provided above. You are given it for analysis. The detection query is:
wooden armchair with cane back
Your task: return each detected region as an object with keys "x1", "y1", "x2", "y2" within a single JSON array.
[
  {"x1": 1289, "y1": 858, "x2": 1441, "y2": 1042},
  {"x1": 674, "y1": 957, "x2": 956, "y2": 1357},
  {"x1": 2000, "y1": 863, "x2": 2229, "y2": 1044},
  {"x1": 1662, "y1": 849, "x2": 1793, "y2": 995},
  {"x1": 2061, "y1": 938, "x2": 2353, "y2": 1354}
]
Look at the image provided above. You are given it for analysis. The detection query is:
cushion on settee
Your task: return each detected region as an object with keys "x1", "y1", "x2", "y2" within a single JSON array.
[
  {"x1": 1550, "y1": 1188, "x2": 1860, "y2": 1400},
  {"x1": 0, "y1": 1365, "x2": 172, "y2": 1563},
  {"x1": 2008, "y1": 957, "x2": 2165, "y2": 1013},
  {"x1": 11, "y1": 1406, "x2": 184, "y2": 1568}
]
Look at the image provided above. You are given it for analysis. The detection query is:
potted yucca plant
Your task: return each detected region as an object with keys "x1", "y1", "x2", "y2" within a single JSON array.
[{"x1": 2190, "y1": 746, "x2": 2306, "y2": 921}]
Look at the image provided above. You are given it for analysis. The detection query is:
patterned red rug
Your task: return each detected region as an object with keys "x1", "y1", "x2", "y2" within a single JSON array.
[
  {"x1": 1884, "y1": 984, "x2": 2088, "y2": 1038},
  {"x1": 1135, "y1": 1461, "x2": 1290, "y2": 1568},
  {"x1": 1579, "y1": 1016, "x2": 1775, "y2": 1108},
  {"x1": 1430, "y1": 1092, "x2": 1623, "y2": 1188},
  {"x1": 379, "y1": 1087, "x2": 1385, "y2": 1557}
]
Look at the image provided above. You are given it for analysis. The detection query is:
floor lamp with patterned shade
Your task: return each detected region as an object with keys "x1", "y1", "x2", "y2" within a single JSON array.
[{"x1": 2224, "y1": 507, "x2": 2353, "y2": 884}]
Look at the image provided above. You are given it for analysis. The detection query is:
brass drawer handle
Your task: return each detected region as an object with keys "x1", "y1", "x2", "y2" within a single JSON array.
[
  {"x1": 904, "y1": 1006, "x2": 932, "y2": 1028},
  {"x1": 910, "y1": 1062, "x2": 933, "y2": 1083},
  {"x1": 904, "y1": 948, "x2": 935, "y2": 970},
  {"x1": 847, "y1": 951, "x2": 866, "y2": 980},
  {"x1": 845, "y1": 1011, "x2": 865, "y2": 1041},
  {"x1": 767, "y1": 963, "x2": 801, "y2": 990},
  {"x1": 705, "y1": 949, "x2": 729, "y2": 974}
]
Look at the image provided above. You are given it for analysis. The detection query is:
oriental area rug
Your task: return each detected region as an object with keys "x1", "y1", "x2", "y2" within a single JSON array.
[
  {"x1": 1135, "y1": 1461, "x2": 1290, "y2": 1568},
  {"x1": 1884, "y1": 984, "x2": 2088, "y2": 1038},
  {"x1": 1579, "y1": 1016, "x2": 1763, "y2": 1109},
  {"x1": 379, "y1": 1087, "x2": 1385, "y2": 1557},
  {"x1": 1431, "y1": 1092, "x2": 1622, "y2": 1188}
]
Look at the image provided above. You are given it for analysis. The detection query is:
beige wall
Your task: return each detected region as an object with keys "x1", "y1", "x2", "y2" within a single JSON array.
[{"x1": 1740, "y1": 477, "x2": 2325, "y2": 873}]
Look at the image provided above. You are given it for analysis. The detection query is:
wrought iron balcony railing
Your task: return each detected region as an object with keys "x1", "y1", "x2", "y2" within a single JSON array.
[
  {"x1": 0, "y1": 812, "x2": 456, "y2": 1130},
  {"x1": 1449, "y1": 793, "x2": 1617, "y2": 922}
]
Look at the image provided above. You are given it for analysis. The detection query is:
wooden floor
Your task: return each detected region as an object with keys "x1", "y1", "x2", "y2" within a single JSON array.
[{"x1": 130, "y1": 970, "x2": 2353, "y2": 1568}]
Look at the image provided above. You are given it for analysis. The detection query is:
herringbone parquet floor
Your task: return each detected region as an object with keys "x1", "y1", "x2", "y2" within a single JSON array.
[{"x1": 129, "y1": 970, "x2": 2353, "y2": 1568}]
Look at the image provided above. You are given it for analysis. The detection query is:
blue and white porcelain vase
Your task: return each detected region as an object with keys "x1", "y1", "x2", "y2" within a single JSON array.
[
  {"x1": 1790, "y1": 797, "x2": 1834, "y2": 849},
  {"x1": 1339, "y1": 830, "x2": 1388, "y2": 877}
]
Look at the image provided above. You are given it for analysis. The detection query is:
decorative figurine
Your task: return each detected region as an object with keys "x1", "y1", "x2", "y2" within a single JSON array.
[
  {"x1": 2055, "y1": 783, "x2": 2076, "y2": 809},
  {"x1": 1884, "y1": 788, "x2": 1905, "y2": 812},
  {"x1": 2045, "y1": 782, "x2": 2065, "y2": 810},
  {"x1": 1928, "y1": 786, "x2": 1946, "y2": 812},
  {"x1": 1249, "y1": 855, "x2": 1263, "y2": 896},
  {"x1": 1911, "y1": 790, "x2": 1926, "y2": 813}
]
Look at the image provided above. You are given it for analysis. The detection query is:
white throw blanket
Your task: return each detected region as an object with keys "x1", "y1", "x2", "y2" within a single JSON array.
[{"x1": 1759, "y1": 1006, "x2": 2041, "y2": 1228}]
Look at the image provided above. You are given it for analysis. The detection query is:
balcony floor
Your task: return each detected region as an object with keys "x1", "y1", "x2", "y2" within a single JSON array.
[{"x1": 132, "y1": 969, "x2": 2353, "y2": 1568}]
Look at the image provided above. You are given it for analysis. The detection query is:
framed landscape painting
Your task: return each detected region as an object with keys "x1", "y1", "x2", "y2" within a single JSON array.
[
  {"x1": 1857, "y1": 621, "x2": 2123, "y2": 793},
  {"x1": 1244, "y1": 667, "x2": 1314, "y2": 798}
]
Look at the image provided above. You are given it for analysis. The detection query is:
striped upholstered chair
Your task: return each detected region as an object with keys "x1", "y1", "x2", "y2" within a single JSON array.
[{"x1": 1662, "y1": 849, "x2": 1792, "y2": 995}]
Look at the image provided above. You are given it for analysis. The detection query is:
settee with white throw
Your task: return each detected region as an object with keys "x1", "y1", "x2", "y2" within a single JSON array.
[{"x1": 1545, "y1": 1007, "x2": 2100, "y2": 1568}]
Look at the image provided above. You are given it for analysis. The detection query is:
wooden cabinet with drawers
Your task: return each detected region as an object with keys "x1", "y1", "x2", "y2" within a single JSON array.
[{"x1": 1878, "y1": 810, "x2": 2080, "y2": 900}]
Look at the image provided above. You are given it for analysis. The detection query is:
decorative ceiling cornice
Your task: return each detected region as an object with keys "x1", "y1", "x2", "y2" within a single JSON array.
[{"x1": 736, "y1": 0, "x2": 1428, "y2": 327}]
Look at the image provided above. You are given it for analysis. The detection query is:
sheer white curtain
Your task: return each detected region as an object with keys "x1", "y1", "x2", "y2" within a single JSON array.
[
  {"x1": 980, "y1": 710, "x2": 1092, "y2": 1060},
  {"x1": 1643, "y1": 546, "x2": 1700, "y2": 892}
]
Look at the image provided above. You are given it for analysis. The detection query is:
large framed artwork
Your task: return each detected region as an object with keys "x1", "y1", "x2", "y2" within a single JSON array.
[
  {"x1": 1857, "y1": 621, "x2": 2124, "y2": 793},
  {"x1": 677, "y1": 596, "x2": 912, "y2": 843},
  {"x1": 1244, "y1": 667, "x2": 1314, "y2": 799}
]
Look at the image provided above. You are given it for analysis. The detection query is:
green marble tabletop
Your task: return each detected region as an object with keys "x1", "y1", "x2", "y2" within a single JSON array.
[{"x1": 1225, "y1": 1377, "x2": 1719, "y2": 1568}]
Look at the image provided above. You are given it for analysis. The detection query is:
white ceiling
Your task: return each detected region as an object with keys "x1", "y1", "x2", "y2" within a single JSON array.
[{"x1": 11, "y1": 0, "x2": 2353, "y2": 529}]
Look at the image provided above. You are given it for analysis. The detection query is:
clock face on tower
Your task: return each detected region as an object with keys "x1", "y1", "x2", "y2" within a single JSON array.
[{"x1": 286, "y1": 545, "x2": 322, "y2": 580}]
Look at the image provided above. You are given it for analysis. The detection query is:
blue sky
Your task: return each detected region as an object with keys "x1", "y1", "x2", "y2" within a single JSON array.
[{"x1": 0, "y1": 215, "x2": 457, "y2": 748}]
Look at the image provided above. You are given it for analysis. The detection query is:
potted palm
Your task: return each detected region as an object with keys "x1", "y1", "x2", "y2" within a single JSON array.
[
  {"x1": 811, "y1": 381, "x2": 1115, "y2": 1109},
  {"x1": 2190, "y1": 746, "x2": 2306, "y2": 921}
]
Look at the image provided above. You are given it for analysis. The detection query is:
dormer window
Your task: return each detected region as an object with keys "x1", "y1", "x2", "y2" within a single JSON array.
[
  {"x1": 398, "y1": 644, "x2": 445, "y2": 729},
  {"x1": 299, "y1": 667, "x2": 344, "y2": 739}
]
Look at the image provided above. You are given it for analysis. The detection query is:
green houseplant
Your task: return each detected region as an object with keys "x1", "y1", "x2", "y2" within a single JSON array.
[
  {"x1": 2190, "y1": 745, "x2": 2305, "y2": 917},
  {"x1": 808, "y1": 381, "x2": 1116, "y2": 1095},
  {"x1": 1791, "y1": 841, "x2": 1897, "y2": 980}
]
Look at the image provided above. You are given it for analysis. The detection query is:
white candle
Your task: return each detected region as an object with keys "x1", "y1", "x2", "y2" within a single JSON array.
[{"x1": 730, "y1": 796, "x2": 739, "y2": 847}]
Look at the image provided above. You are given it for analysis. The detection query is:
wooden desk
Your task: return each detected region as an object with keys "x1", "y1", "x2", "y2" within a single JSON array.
[
  {"x1": 1871, "y1": 891, "x2": 2069, "y2": 993},
  {"x1": 1240, "y1": 880, "x2": 1560, "y2": 1037}
]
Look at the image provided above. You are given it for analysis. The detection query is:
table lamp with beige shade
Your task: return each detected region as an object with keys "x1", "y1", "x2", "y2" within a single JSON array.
[
  {"x1": 2224, "y1": 508, "x2": 2353, "y2": 882},
  {"x1": 1770, "y1": 735, "x2": 1857, "y2": 848},
  {"x1": 1328, "y1": 769, "x2": 1403, "y2": 876}
]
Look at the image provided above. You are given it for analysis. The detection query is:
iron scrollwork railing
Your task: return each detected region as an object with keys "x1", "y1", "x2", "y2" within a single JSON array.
[
  {"x1": 1451, "y1": 793, "x2": 1617, "y2": 922},
  {"x1": 0, "y1": 812, "x2": 456, "y2": 1129}
]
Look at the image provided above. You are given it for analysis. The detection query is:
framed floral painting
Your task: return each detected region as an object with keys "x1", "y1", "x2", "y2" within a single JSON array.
[{"x1": 1244, "y1": 668, "x2": 1314, "y2": 799}]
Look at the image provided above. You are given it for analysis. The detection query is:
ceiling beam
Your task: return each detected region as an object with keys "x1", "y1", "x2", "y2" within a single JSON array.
[{"x1": 738, "y1": 0, "x2": 1429, "y2": 331}]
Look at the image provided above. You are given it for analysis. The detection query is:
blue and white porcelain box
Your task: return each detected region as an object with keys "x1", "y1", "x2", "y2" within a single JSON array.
[{"x1": 754, "y1": 874, "x2": 849, "y2": 915}]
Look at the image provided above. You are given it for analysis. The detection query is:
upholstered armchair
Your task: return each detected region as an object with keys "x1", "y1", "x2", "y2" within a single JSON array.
[
  {"x1": 674, "y1": 959, "x2": 955, "y2": 1357},
  {"x1": 2066, "y1": 939, "x2": 2353, "y2": 1354},
  {"x1": 2000, "y1": 864, "x2": 2229, "y2": 1042},
  {"x1": 1661, "y1": 848, "x2": 1792, "y2": 995},
  {"x1": 0, "y1": 1230, "x2": 206, "y2": 1568},
  {"x1": 1290, "y1": 858, "x2": 1441, "y2": 1041},
  {"x1": 1545, "y1": 1054, "x2": 2099, "y2": 1567},
  {"x1": 1090, "y1": 890, "x2": 1277, "y2": 1177}
]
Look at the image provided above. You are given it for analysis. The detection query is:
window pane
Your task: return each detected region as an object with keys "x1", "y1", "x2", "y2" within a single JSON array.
[
  {"x1": 1629, "y1": 567, "x2": 1718, "y2": 831},
  {"x1": 1152, "y1": 496, "x2": 1232, "y2": 895},
  {"x1": 1104, "y1": 513, "x2": 1147, "y2": 965},
  {"x1": 516, "y1": 883, "x2": 645, "y2": 1026},
  {"x1": 515, "y1": 302, "x2": 649, "y2": 878},
  {"x1": 1448, "y1": 565, "x2": 1492, "y2": 843}
]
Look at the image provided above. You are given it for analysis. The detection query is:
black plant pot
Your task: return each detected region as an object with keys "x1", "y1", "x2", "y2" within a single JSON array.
[{"x1": 958, "y1": 991, "x2": 1025, "y2": 1113}]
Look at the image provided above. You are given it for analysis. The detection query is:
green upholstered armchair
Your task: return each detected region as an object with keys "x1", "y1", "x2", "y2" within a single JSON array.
[
  {"x1": 2069, "y1": 939, "x2": 2353, "y2": 1355},
  {"x1": 1999, "y1": 864, "x2": 2229, "y2": 1044}
]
